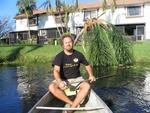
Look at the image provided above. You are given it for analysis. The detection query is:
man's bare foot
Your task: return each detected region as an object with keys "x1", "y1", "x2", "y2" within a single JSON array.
[
  {"x1": 64, "y1": 110, "x2": 73, "y2": 113},
  {"x1": 64, "y1": 104, "x2": 72, "y2": 113},
  {"x1": 64, "y1": 103, "x2": 80, "y2": 113}
]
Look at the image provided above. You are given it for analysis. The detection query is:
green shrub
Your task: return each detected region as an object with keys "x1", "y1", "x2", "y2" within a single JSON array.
[
  {"x1": 48, "y1": 38, "x2": 61, "y2": 45},
  {"x1": 17, "y1": 39, "x2": 32, "y2": 45}
]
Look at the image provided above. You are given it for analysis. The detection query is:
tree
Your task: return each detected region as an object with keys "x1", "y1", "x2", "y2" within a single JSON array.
[
  {"x1": 83, "y1": 19, "x2": 134, "y2": 66},
  {"x1": 40, "y1": 0, "x2": 78, "y2": 37},
  {"x1": 38, "y1": 0, "x2": 51, "y2": 10},
  {"x1": 102, "y1": 0, "x2": 116, "y2": 13},
  {"x1": 56, "y1": 0, "x2": 62, "y2": 12},
  {"x1": 16, "y1": 0, "x2": 36, "y2": 42},
  {"x1": 0, "y1": 16, "x2": 13, "y2": 43}
]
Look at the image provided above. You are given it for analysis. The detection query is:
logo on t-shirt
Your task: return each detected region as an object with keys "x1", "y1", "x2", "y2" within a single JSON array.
[{"x1": 73, "y1": 58, "x2": 78, "y2": 63}]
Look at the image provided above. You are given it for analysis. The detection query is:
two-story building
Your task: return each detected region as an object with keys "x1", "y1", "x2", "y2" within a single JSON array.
[
  {"x1": 106, "y1": 0, "x2": 150, "y2": 41},
  {"x1": 9, "y1": 0, "x2": 150, "y2": 44}
]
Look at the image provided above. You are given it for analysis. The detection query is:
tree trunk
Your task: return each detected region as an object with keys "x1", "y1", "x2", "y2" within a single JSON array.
[
  {"x1": 25, "y1": 10, "x2": 31, "y2": 43},
  {"x1": 74, "y1": 28, "x2": 84, "y2": 45},
  {"x1": 27, "y1": 16, "x2": 31, "y2": 41}
]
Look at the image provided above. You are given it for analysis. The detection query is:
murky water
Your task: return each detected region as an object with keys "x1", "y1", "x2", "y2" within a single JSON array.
[{"x1": 0, "y1": 64, "x2": 150, "y2": 113}]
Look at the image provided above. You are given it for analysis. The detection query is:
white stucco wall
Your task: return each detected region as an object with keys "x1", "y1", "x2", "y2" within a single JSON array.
[
  {"x1": 111, "y1": 7, "x2": 145, "y2": 25},
  {"x1": 144, "y1": 3, "x2": 150, "y2": 39},
  {"x1": 99, "y1": 5, "x2": 150, "y2": 39},
  {"x1": 68, "y1": 12, "x2": 84, "y2": 34},
  {"x1": 99, "y1": 6, "x2": 145, "y2": 25},
  {"x1": 15, "y1": 18, "x2": 38, "y2": 31},
  {"x1": 38, "y1": 14, "x2": 63, "y2": 29},
  {"x1": 16, "y1": 19, "x2": 28, "y2": 31},
  {"x1": 15, "y1": 14, "x2": 62, "y2": 31},
  {"x1": 38, "y1": 14, "x2": 54, "y2": 29}
]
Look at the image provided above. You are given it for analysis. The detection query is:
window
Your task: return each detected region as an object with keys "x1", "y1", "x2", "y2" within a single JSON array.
[
  {"x1": 55, "y1": 14, "x2": 66, "y2": 23},
  {"x1": 84, "y1": 11, "x2": 91, "y2": 20},
  {"x1": 84, "y1": 10, "x2": 97, "y2": 20},
  {"x1": 126, "y1": 5, "x2": 143, "y2": 17},
  {"x1": 41, "y1": 30, "x2": 47, "y2": 36},
  {"x1": 116, "y1": 26, "x2": 125, "y2": 33},
  {"x1": 29, "y1": 17, "x2": 38, "y2": 26},
  {"x1": 20, "y1": 20, "x2": 25, "y2": 25},
  {"x1": 136, "y1": 25, "x2": 144, "y2": 40},
  {"x1": 137, "y1": 26, "x2": 144, "y2": 36}
]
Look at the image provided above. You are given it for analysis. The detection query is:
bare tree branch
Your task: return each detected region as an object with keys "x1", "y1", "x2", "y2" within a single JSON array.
[
  {"x1": 0, "y1": 17, "x2": 12, "y2": 39},
  {"x1": 74, "y1": 28, "x2": 84, "y2": 45}
]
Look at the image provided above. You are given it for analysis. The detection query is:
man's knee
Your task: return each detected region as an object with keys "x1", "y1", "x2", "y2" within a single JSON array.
[
  {"x1": 80, "y1": 82, "x2": 90, "y2": 90},
  {"x1": 49, "y1": 83, "x2": 57, "y2": 93}
]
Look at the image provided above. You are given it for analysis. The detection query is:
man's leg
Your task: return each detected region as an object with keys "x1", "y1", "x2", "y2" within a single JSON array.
[
  {"x1": 49, "y1": 83, "x2": 73, "y2": 105},
  {"x1": 67, "y1": 81, "x2": 90, "y2": 113}
]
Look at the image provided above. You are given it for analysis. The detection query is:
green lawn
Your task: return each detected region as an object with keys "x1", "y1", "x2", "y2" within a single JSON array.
[
  {"x1": 0, "y1": 41, "x2": 150, "y2": 65},
  {"x1": 0, "y1": 45, "x2": 62, "y2": 64},
  {"x1": 133, "y1": 41, "x2": 150, "y2": 64}
]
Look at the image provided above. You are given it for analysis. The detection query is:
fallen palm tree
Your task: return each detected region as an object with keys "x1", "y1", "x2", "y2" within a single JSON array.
[{"x1": 74, "y1": 18, "x2": 134, "y2": 67}]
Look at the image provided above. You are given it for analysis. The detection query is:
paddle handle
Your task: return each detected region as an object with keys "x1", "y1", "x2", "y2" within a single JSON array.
[{"x1": 69, "y1": 75, "x2": 114, "y2": 84}]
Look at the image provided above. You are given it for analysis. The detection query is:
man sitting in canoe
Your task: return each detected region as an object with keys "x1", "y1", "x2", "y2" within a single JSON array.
[{"x1": 49, "y1": 34, "x2": 96, "y2": 113}]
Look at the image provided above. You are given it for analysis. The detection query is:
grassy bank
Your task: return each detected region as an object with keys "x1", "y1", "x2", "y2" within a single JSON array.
[
  {"x1": 133, "y1": 41, "x2": 150, "y2": 65},
  {"x1": 0, "y1": 45, "x2": 83, "y2": 65},
  {"x1": 0, "y1": 45, "x2": 62, "y2": 65},
  {"x1": 0, "y1": 41, "x2": 150, "y2": 65}
]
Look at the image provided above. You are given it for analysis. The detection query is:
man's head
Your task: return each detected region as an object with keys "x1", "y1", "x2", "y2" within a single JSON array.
[{"x1": 61, "y1": 34, "x2": 74, "y2": 51}]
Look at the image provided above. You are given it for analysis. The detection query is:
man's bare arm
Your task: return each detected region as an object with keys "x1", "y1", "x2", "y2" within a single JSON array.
[
  {"x1": 53, "y1": 65, "x2": 62, "y2": 82},
  {"x1": 85, "y1": 65, "x2": 96, "y2": 82},
  {"x1": 53, "y1": 65, "x2": 66, "y2": 89}
]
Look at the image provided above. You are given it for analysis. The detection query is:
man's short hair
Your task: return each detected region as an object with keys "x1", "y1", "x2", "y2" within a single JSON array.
[{"x1": 61, "y1": 34, "x2": 74, "y2": 46}]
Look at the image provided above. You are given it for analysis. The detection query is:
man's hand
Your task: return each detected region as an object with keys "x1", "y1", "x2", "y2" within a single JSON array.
[
  {"x1": 86, "y1": 65, "x2": 96, "y2": 83},
  {"x1": 89, "y1": 75, "x2": 96, "y2": 83},
  {"x1": 58, "y1": 81, "x2": 67, "y2": 90}
]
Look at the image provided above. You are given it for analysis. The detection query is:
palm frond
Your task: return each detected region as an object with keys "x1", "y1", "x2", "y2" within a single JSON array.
[
  {"x1": 108, "y1": 25, "x2": 135, "y2": 65},
  {"x1": 85, "y1": 24, "x2": 117, "y2": 66},
  {"x1": 81, "y1": 19, "x2": 134, "y2": 67}
]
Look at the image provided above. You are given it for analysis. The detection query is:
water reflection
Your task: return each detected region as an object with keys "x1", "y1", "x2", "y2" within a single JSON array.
[
  {"x1": 0, "y1": 64, "x2": 53, "y2": 113},
  {"x1": 16, "y1": 65, "x2": 53, "y2": 113},
  {"x1": 143, "y1": 72, "x2": 150, "y2": 112},
  {"x1": 93, "y1": 66, "x2": 150, "y2": 113},
  {"x1": 0, "y1": 65, "x2": 22, "y2": 113},
  {"x1": 0, "y1": 65, "x2": 150, "y2": 113}
]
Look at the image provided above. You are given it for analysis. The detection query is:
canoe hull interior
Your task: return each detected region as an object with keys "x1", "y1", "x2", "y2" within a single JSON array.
[
  {"x1": 28, "y1": 92, "x2": 65, "y2": 113},
  {"x1": 28, "y1": 90, "x2": 113, "y2": 113}
]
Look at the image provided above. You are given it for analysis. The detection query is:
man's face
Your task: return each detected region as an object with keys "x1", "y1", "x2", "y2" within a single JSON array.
[{"x1": 62, "y1": 37, "x2": 73, "y2": 51}]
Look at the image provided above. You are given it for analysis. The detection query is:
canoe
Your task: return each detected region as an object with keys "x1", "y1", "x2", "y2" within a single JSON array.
[{"x1": 28, "y1": 89, "x2": 113, "y2": 113}]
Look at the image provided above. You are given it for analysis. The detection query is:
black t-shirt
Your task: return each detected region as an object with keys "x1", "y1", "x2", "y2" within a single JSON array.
[{"x1": 53, "y1": 50, "x2": 89, "y2": 79}]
